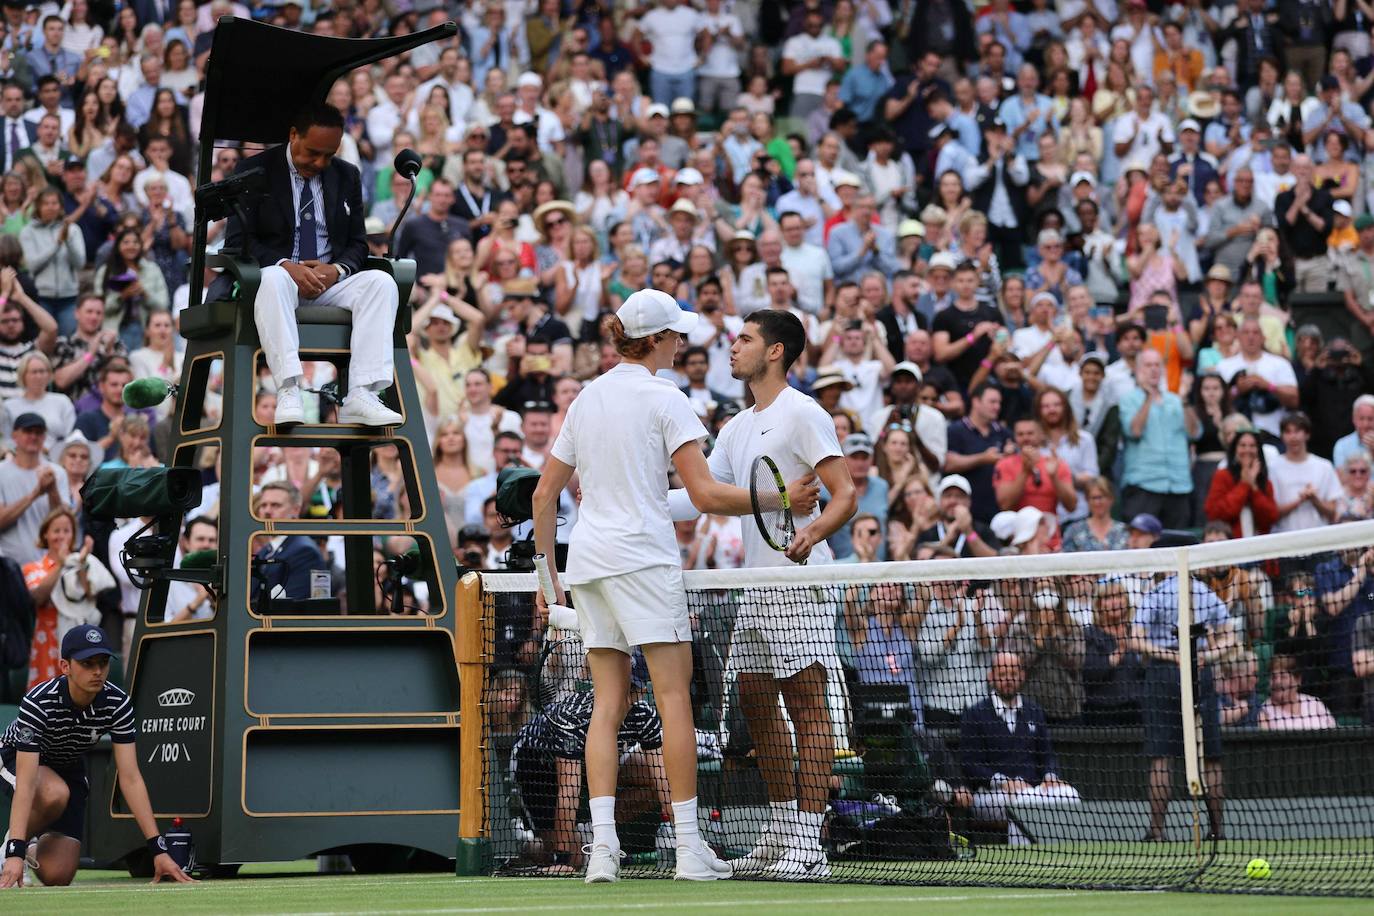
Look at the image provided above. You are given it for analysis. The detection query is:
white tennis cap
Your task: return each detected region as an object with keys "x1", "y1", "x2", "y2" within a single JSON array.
[{"x1": 617, "y1": 288, "x2": 698, "y2": 338}]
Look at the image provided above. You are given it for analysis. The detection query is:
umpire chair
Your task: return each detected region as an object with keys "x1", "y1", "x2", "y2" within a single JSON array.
[{"x1": 87, "y1": 17, "x2": 464, "y2": 874}]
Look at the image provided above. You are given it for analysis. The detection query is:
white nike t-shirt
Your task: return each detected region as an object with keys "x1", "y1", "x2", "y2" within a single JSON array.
[
  {"x1": 552, "y1": 362, "x2": 708, "y2": 585},
  {"x1": 707, "y1": 385, "x2": 842, "y2": 567}
]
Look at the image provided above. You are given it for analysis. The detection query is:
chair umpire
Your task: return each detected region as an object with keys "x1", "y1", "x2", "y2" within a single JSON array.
[{"x1": 220, "y1": 102, "x2": 403, "y2": 428}]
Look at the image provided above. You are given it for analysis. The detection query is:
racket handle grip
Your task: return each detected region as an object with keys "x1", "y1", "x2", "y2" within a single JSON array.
[
  {"x1": 534, "y1": 552, "x2": 559, "y2": 603},
  {"x1": 547, "y1": 603, "x2": 578, "y2": 631}
]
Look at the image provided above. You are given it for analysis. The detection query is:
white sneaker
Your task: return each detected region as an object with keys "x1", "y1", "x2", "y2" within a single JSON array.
[
  {"x1": 273, "y1": 386, "x2": 304, "y2": 425},
  {"x1": 762, "y1": 846, "x2": 830, "y2": 882},
  {"x1": 674, "y1": 843, "x2": 730, "y2": 881},
  {"x1": 338, "y1": 389, "x2": 403, "y2": 427},
  {"x1": 730, "y1": 824, "x2": 784, "y2": 875},
  {"x1": 582, "y1": 844, "x2": 621, "y2": 884}
]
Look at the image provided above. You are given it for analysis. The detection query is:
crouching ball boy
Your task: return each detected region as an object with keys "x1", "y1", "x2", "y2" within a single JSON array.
[{"x1": 2, "y1": 625, "x2": 192, "y2": 887}]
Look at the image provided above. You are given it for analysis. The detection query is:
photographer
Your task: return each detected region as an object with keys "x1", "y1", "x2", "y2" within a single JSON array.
[
  {"x1": 1303, "y1": 342, "x2": 1374, "y2": 460},
  {"x1": 456, "y1": 524, "x2": 491, "y2": 572},
  {"x1": 869, "y1": 362, "x2": 946, "y2": 475}
]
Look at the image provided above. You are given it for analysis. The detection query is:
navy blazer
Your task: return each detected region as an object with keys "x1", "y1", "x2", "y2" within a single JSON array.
[
  {"x1": 223, "y1": 144, "x2": 369, "y2": 279},
  {"x1": 254, "y1": 535, "x2": 326, "y2": 605},
  {"x1": 958, "y1": 695, "x2": 1059, "y2": 790}
]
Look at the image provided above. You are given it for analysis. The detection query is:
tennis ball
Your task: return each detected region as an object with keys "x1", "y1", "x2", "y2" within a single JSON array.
[{"x1": 1246, "y1": 857, "x2": 1271, "y2": 879}]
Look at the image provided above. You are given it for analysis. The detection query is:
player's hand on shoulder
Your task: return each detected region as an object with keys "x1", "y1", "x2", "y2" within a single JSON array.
[
  {"x1": 150, "y1": 853, "x2": 195, "y2": 884},
  {"x1": 786, "y1": 471, "x2": 819, "y2": 515}
]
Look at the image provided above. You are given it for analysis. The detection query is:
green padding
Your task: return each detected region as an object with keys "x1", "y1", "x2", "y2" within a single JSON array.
[{"x1": 454, "y1": 837, "x2": 491, "y2": 876}]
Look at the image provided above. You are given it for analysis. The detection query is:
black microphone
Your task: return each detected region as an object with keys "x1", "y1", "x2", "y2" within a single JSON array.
[
  {"x1": 386, "y1": 148, "x2": 423, "y2": 256},
  {"x1": 393, "y1": 148, "x2": 423, "y2": 181}
]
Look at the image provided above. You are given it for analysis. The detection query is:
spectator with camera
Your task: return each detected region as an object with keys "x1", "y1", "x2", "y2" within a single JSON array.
[{"x1": 1214, "y1": 317, "x2": 1298, "y2": 440}]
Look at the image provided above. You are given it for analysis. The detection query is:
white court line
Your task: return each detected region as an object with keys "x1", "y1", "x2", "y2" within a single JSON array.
[
  {"x1": 40, "y1": 884, "x2": 1157, "y2": 909},
  {"x1": 227, "y1": 890, "x2": 1164, "y2": 915}
]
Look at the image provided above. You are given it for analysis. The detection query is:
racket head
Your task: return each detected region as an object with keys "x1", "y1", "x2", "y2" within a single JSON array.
[{"x1": 749, "y1": 454, "x2": 795, "y2": 552}]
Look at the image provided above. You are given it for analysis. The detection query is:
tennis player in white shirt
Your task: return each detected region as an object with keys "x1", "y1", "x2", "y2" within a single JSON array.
[
  {"x1": 705, "y1": 309, "x2": 857, "y2": 880},
  {"x1": 532, "y1": 289, "x2": 818, "y2": 884}
]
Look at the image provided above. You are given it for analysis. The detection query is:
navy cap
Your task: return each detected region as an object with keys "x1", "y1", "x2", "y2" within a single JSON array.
[
  {"x1": 1128, "y1": 513, "x2": 1163, "y2": 537},
  {"x1": 61, "y1": 624, "x2": 118, "y2": 661},
  {"x1": 12, "y1": 412, "x2": 46, "y2": 431}
]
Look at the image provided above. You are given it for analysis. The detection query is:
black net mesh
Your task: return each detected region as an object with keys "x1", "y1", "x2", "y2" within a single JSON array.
[{"x1": 475, "y1": 524, "x2": 1374, "y2": 897}]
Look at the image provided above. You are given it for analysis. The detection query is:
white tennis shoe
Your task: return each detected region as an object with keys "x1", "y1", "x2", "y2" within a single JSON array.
[
  {"x1": 762, "y1": 846, "x2": 830, "y2": 881},
  {"x1": 273, "y1": 385, "x2": 304, "y2": 425},
  {"x1": 582, "y1": 844, "x2": 622, "y2": 884},
  {"x1": 674, "y1": 842, "x2": 732, "y2": 881},
  {"x1": 339, "y1": 389, "x2": 403, "y2": 427},
  {"x1": 729, "y1": 824, "x2": 784, "y2": 874}
]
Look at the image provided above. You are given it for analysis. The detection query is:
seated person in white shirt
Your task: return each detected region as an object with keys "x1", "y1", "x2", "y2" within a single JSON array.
[{"x1": 165, "y1": 515, "x2": 217, "y2": 623}]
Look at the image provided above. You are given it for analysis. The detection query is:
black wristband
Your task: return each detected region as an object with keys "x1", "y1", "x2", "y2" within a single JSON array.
[
  {"x1": 3, "y1": 838, "x2": 25, "y2": 859},
  {"x1": 147, "y1": 835, "x2": 168, "y2": 858}
]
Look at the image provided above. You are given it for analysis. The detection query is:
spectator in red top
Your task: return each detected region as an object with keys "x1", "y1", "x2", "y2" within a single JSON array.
[
  {"x1": 994, "y1": 416, "x2": 1078, "y2": 531},
  {"x1": 1204, "y1": 429, "x2": 1279, "y2": 538}
]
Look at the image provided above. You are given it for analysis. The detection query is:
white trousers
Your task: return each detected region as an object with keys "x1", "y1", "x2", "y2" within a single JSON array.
[
  {"x1": 973, "y1": 782, "x2": 1082, "y2": 846},
  {"x1": 254, "y1": 265, "x2": 399, "y2": 390}
]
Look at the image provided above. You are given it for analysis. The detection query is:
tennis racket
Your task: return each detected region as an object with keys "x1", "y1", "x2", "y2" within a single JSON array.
[{"x1": 749, "y1": 454, "x2": 801, "y2": 561}]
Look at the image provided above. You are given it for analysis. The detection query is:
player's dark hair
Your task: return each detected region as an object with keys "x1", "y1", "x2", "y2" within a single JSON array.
[
  {"x1": 765, "y1": 265, "x2": 791, "y2": 282},
  {"x1": 746, "y1": 309, "x2": 805, "y2": 373},
  {"x1": 291, "y1": 101, "x2": 345, "y2": 136},
  {"x1": 953, "y1": 261, "x2": 978, "y2": 276},
  {"x1": 970, "y1": 382, "x2": 998, "y2": 402},
  {"x1": 682, "y1": 345, "x2": 708, "y2": 362},
  {"x1": 494, "y1": 430, "x2": 524, "y2": 447}
]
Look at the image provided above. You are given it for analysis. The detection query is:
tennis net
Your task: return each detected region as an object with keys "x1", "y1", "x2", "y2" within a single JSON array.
[{"x1": 460, "y1": 520, "x2": 1374, "y2": 897}]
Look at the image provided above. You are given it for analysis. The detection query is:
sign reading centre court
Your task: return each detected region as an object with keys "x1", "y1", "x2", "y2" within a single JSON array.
[{"x1": 124, "y1": 633, "x2": 216, "y2": 816}]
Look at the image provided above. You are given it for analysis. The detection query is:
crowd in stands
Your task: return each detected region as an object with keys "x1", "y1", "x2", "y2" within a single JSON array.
[{"x1": 0, "y1": 0, "x2": 1372, "y2": 814}]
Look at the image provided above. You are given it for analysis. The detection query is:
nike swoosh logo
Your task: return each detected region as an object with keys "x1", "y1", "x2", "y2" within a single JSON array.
[{"x1": 761, "y1": 429, "x2": 773, "y2": 435}]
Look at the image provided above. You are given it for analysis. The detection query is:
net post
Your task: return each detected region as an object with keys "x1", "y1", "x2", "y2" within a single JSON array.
[
  {"x1": 456, "y1": 571, "x2": 491, "y2": 876},
  {"x1": 1175, "y1": 547, "x2": 1206, "y2": 858}
]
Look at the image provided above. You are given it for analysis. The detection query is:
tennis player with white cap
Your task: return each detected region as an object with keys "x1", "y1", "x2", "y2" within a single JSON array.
[{"x1": 532, "y1": 289, "x2": 818, "y2": 884}]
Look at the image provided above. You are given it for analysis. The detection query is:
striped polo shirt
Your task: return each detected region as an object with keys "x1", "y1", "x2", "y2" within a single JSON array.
[{"x1": 0, "y1": 677, "x2": 137, "y2": 776}]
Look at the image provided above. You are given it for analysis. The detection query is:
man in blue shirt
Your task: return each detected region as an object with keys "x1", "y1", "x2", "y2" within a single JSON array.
[
  {"x1": 996, "y1": 64, "x2": 1053, "y2": 163},
  {"x1": 1118, "y1": 349, "x2": 1197, "y2": 530},
  {"x1": 838, "y1": 39, "x2": 893, "y2": 124},
  {"x1": 1302, "y1": 75, "x2": 1370, "y2": 163},
  {"x1": 24, "y1": 17, "x2": 80, "y2": 104},
  {"x1": 1134, "y1": 573, "x2": 1235, "y2": 842}
]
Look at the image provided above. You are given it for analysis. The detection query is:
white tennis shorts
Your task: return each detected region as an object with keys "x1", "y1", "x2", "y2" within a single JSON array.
[
  {"x1": 570, "y1": 564, "x2": 691, "y2": 653},
  {"x1": 730, "y1": 584, "x2": 841, "y2": 680}
]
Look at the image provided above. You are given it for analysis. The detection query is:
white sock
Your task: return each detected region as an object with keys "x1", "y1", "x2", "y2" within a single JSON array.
[
  {"x1": 347, "y1": 385, "x2": 369, "y2": 400},
  {"x1": 672, "y1": 797, "x2": 700, "y2": 848},
  {"x1": 589, "y1": 795, "x2": 619, "y2": 851},
  {"x1": 797, "y1": 810, "x2": 825, "y2": 850},
  {"x1": 770, "y1": 799, "x2": 798, "y2": 840}
]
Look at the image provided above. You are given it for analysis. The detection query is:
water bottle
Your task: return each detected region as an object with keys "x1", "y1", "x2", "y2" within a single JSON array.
[
  {"x1": 165, "y1": 817, "x2": 195, "y2": 871},
  {"x1": 706, "y1": 808, "x2": 726, "y2": 854},
  {"x1": 654, "y1": 813, "x2": 676, "y2": 870}
]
